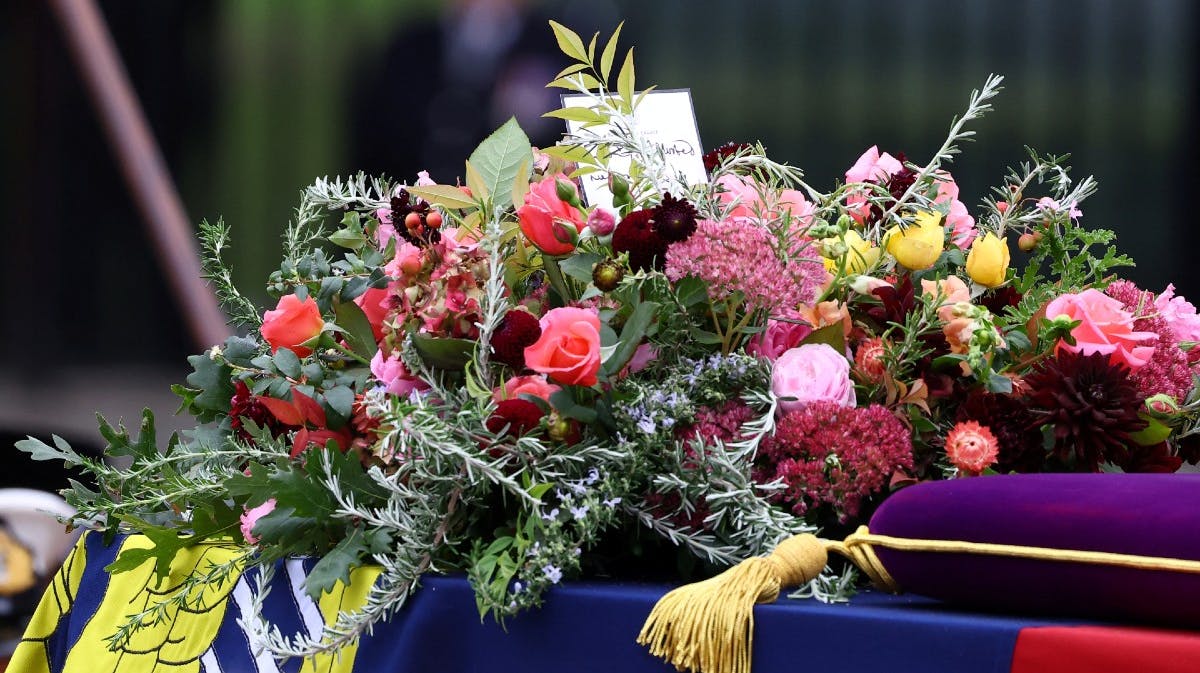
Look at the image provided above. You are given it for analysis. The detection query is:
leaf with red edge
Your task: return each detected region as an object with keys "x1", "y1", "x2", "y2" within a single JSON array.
[{"x1": 260, "y1": 396, "x2": 303, "y2": 427}]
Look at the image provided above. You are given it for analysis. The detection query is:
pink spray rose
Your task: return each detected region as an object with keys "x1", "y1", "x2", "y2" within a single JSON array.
[
  {"x1": 240, "y1": 498, "x2": 277, "y2": 544},
  {"x1": 1154, "y1": 284, "x2": 1200, "y2": 346},
  {"x1": 523, "y1": 307, "x2": 602, "y2": 386},
  {"x1": 495, "y1": 374, "x2": 560, "y2": 403},
  {"x1": 771, "y1": 343, "x2": 857, "y2": 413},
  {"x1": 371, "y1": 349, "x2": 430, "y2": 396},
  {"x1": 747, "y1": 318, "x2": 813, "y2": 361},
  {"x1": 1045, "y1": 289, "x2": 1156, "y2": 370},
  {"x1": 715, "y1": 174, "x2": 813, "y2": 226},
  {"x1": 517, "y1": 173, "x2": 585, "y2": 256},
  {"x1": 586, "y1": 207, "x2": 618, "y2": 237}
]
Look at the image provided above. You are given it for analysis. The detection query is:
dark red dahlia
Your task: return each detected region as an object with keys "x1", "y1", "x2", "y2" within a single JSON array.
[
  {"x1": 486, "y1": 398, "x2": 544, "y2": 437},
  {"x1": 702, "y1": 142, "x2": 754, "y2": 173},
  {"x1": 389, "y1": 188, "x2": 441, "y2": 247},
  {"x1": 979, "y1": 285, "x2": 1024, "y2": 315},
  {"x1": 651, "y1": 193, "x2": 699, "y2": 243},
  {"x1": 1120, "y1": 442, "x2": 1183, "y2": 473},
  {"x1": 612, "y1": 209, "x2": 668, "y2": 272},
  {"x1": 229, "y1": 380, "x2": 283, "y2": 442},
  {"x1": 491, "y1": 310, "x2": 542, "y2": 370},
  {"x1": 956, "y1": 390, "x2": 1045, "y2": 473},
  {"x1": 1024, "y1": 351, "x2": 1147, "y2": 471}
]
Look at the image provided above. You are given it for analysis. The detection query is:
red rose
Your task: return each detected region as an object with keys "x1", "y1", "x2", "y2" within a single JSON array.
[{"x1": 261, "y1": 295, "x2": 324, "y2": 357}]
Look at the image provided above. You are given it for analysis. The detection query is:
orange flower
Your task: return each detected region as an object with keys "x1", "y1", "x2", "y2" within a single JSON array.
[
  {"x1": 944, "y1": 421, "x2": 999, "y2": 475},
  {"x1": 523, "y1": 307, "x2": 601, "y2": 386},
  {"x1": 261, "y1": 295, "x2": 324, "y2": 357}
]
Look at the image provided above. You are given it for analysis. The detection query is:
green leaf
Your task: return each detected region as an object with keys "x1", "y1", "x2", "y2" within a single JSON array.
[
  {"x1": 555, "y1": 62, "x2": 589, "y2": 79},
  {"x1": 558, "y1": 252, "x2": 604, "y2": 283},
  {"x1": 543, "y1": 107, "x2": 608, "y2": 124},
  {"x1": 106, "y1": 525, "x2": 189, "y2": 579},
  {"x1": 617, "y1": 47, "x2": 636, "y2": 106},
  {"x1": 600, "y1": 22, "x2": 623, "y2": 83},
  {"x1": 323, "y1": 385, "x2": 355, "y2": 427},
  {"x1": 222, "y1": 336, "x2": 261, "y2": 367},
  {"x1": 15, "y1": 435, "x2": 80, "y2": 464},
  {"x1": 586, "y1": 31, "x2": 597, "y2": 63},
  {"x1": 601, "y1": 302, "x2": 658, "y2": 377},
  {"x1": 548, "y1": 20, "x2": 588, "y2": 62},
  {"x1": 411, "y1": 334, "x2": 475, "y2": 370},
  {"x1": 184, "y1": 351, "x2": 235, "y2": 421},
  {"x1": 511, "y1": 158, "x2": 530, "y2": 208},
  {"x1": 273, "y1": 347, "x2": 302, "y2": 379},
  {"x1": 468, "y1": 118, "x2": 533, "y2": 210},
  {"x1": 465, "y1": 159, "x2": 488, "y2": 201},
  {"x1": 305, "y1": 528, "x2": 369, "y2": 599},
  {"x1": 406, "y1": 185, "x2": 478, "y2": 211},
  {"x1": 674, "y1": 276, "x2": 709, "y2": 307},
  {"x1": 799, "y1": 323, "x2": 846, "y2": 353},
  {"x1": 549, "y1": 389, "x2": 597, "y2": 424},
  {"x1": 329, "y1": 228, "x2": 366, "y2": 249},
  {"x1": 333, "y1": 299, "x2": 378, "y2": 361}
]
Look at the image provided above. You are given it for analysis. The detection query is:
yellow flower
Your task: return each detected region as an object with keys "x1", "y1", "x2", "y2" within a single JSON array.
[
  {"x1": 965, "y1": 232, "x2": 1011, "y2": 287},
  {"x1": 885, "y1": 211, "x2": 945, "y2": 270},
  {"x1": 822, "y1": 230, "x2": 881, "y2": 274}
]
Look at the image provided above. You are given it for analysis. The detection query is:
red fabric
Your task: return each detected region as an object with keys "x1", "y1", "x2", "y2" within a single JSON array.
[{"x1": 1012, "y1": 625, "x2": 1200, "y2": 673}]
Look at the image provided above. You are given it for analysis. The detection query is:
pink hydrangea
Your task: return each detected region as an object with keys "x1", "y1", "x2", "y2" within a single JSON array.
[
  {"x1": 756, "y1": 402, "x2": 913, "y2": 521},
  {"x1": 665, "y1": 219, "x2": 826, "y2": 314}
]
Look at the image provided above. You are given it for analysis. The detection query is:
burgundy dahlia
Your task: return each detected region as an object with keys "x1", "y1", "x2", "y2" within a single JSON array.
[
  {"x1": 491, "y1": 309, "x2": 542, "y2": 370},
  {"x1": 1024, "y1": 350, "x2": 1147, "y2": 471},
  {"x1": 229, "y1": 380, "x2": 284, "y2": 442},
  {"x1": 651, "y1": 193, "x2": 699, "y2": 243},
  {"x1": 612, "y1": 209, "x2": 668, "y2": 272},
  {"x1": 702, "y1": 142, "x2": 754, "y2": 173}
]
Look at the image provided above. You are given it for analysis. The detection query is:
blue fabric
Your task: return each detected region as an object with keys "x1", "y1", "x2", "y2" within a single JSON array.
[
  {"x1": 21, "y1": 533, "x2": 1087, "y2": 673},
  {"x1": 356, "y1": 576, "x2": 1072, "y2": 673}
]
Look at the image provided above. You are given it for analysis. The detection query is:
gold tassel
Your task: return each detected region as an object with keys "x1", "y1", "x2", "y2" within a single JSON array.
[{"x1": 636, "y1": 534, "x2": 828, "y2": 673}]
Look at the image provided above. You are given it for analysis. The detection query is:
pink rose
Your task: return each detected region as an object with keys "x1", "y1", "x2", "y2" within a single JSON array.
[
  {"x1": 715, "y1": 174, "x2": 814, "y2": 226},
  {"x1": 586, "y1": 207, "x2": 618, "y2": 236},
  {"x1": 240, "y1": 498, "x2": 276, "y2": 544},
  {"x1": 771, "y1": 344, "x2": 857, "y2": 413},
  {"x1": 517, "y1": 173, "x2": 584, "y2": 256},
  {"x1": 1154, "y1": 284, "x2": 1200, "y2": 345},
  {"x1": 747, "y1": 319, "x2": 813, "y2": 361},
  {"x1": 495, "y1": 374, "x2": 560, "y2": 403},
  {"x1": 523, "y1": 307, "x2": 602, "y2": 386},
  {"x1": 371, "y1": 349, "x2": 429, "y2": 396},
  {"x1": 1045, "y1": 289, "x2": 1156, "y2": 370},
  {"x1": 261, "y1": 294, "x2": 324, "y2": 357}
]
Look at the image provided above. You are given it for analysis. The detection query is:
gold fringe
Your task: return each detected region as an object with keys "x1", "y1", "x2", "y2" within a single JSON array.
[
  {"x1": 640, "y1": 525, "x2": 1200, "y2": 673},
  {"x1": 636, "y1": 534, "x2": 827, "y2": 673}
]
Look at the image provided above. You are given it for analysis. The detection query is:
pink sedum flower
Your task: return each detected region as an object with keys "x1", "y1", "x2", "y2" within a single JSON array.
[
  {"x1": 771, "y1": 343, "x2": 856, "y2": 413},
  {"x1": 1045, "y1": 289, "x2": 1156, "y2": 370},
  {"x1": 240, "y1": 498, "x2": 277, "y2": 544},
  {"x1": 371, "y1": 349, "x2": 430, "y2": 397}
]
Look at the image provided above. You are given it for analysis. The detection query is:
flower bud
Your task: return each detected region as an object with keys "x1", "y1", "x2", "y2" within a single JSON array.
[
  {"x1": 1018, "y1": 233, "x2": 1037, "y2": 252},
  {"x1": 965, "y1": 232, "x2": 1011, "y2": 288},
  {"x1": 592, "y1": 259, "x2": 625, "y2": 292},
  {"x1": 587, "y1": 207, "x2": 617, "y2": 236},
  {"x1": 556, "y1": 178, "x2": 581, "y2": 206}
]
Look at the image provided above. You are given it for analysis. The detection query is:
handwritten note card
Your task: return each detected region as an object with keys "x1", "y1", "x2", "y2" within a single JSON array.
[{"x1": 560, "y1": 89, "x2": 706, "y2": 210}]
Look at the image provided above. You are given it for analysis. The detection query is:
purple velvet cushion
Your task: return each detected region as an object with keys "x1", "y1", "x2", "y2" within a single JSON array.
[{"x1": 868, "y1": 473, "x2": 1200, "y2": 626}]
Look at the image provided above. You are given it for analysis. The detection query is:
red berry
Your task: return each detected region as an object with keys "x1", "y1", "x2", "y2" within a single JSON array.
[
  {"x1": 404, "y1": 211, "x2": 422, "y2": 232},
  {"x1": 1018, "y1": 233, "x2": 1037, "y2": 252},
  {"x1": 425, "y1": 211, "x2": 443, "y2": 229}
]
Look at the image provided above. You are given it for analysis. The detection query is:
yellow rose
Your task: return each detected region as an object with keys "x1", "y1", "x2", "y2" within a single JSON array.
[
  {"x1": 823, "y1": 230, "x2": 881, "y2": 274},
  {"x1": 965, "y1": 232, "x2": 1011, "y2": 287},
  {"x1": 885, "y1": 211, "x2": 945, "y2": 270}
]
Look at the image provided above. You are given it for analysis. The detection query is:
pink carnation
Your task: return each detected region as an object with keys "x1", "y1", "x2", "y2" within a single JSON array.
[
  {"x1": 665, "y1": 219, "x2": 825, "y2": 314},
  {"x1": 756, "y1": 402, "x2": 913, "y2": 521}
]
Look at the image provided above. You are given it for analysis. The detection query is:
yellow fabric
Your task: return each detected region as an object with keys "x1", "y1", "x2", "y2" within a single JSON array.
[
  {"x1": 10, "y1": 534, "x2": 381, "y2": 673},
  {"x1": 10, "y1": 534, "x2": 89, "y2": 673}
]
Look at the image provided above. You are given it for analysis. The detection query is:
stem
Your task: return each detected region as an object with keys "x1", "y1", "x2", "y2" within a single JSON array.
[{"x1": 329, "y1": 341, "x2": 371, "y2": 366}]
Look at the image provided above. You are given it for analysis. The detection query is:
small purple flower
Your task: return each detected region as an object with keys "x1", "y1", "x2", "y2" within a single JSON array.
[
  {"x1": 602, "y1": 496, "x2": 622, "y2": 508},
  {"x1": 570, "y1": 504, "x2": 590, "y2": 520},
  {"x1": 543, "y1": 564, "x2": 563, "y2": 584},
  {"x1": 541, "y1": 508, "x2": 559, "y2": 522}
]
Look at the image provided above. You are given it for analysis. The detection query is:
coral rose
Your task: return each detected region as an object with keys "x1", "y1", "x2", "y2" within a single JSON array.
[
  {"x1": 261, "y1": 294, "x2": 324, "y2": 357},
  {"x1": 771, "y1": 343, "x2": 856, "y2": 413},
  {"x1": 1045, "y1": 289, "x2": 1156, "y2": 370},
  {"x1": 523, "y1": 307, "x2": 602, "y2": 386},
  {"x1": 495, "y1": 374, "x2": 560, "y2": 403},
  {"x1": 517, "y1": 173, "x2": 584, "y2": 256}
]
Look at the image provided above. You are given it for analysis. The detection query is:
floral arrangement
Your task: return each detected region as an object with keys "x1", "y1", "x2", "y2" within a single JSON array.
[{"x1": 20, "y1": 21, "x2": 1200, "y2": 661}]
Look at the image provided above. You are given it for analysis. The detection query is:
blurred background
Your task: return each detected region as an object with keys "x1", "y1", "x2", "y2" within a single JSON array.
[{"x1": 0, "y1": 0, "x2": 1196, "y2": 484}]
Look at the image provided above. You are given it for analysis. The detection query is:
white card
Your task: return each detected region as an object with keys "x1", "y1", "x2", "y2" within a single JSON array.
[{"x1": 559, "y1": 89, "x2": 706, "y2": 210}]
